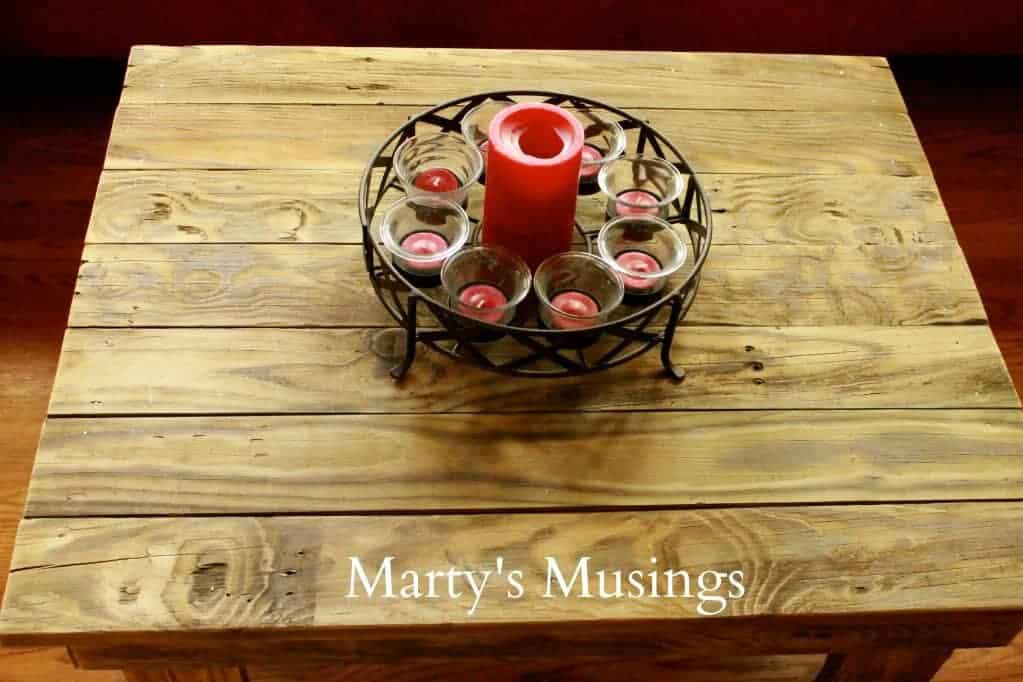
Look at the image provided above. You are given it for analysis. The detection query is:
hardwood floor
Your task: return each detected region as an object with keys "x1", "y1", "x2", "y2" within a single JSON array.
[
  {"x1": 891, "y1": 56, "x2": 1023, "y2": 389},
  {"x1": 0, "y1": 56, "x2": 1020, "y2": 681}
]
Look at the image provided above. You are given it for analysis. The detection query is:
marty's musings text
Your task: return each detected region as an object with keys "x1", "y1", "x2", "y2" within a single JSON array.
[{"x1": 348, "y1": 556, "x2": 746, "y2": 616}]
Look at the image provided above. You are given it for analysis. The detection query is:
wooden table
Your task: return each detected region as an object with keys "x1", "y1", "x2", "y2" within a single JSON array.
[{"x1": 1, "y1": 46, "x2": 1022, "y2": 682}]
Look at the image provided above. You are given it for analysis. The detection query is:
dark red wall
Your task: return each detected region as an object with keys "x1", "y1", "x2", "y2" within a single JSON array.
[{"x1": 5, "y1": 0, "x2": 1023, "y2": 57}]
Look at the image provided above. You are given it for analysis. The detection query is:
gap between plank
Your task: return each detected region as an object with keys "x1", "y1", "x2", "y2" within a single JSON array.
[{"x1": 20, "y1": 497, "x2": 1023, "y2": 521}]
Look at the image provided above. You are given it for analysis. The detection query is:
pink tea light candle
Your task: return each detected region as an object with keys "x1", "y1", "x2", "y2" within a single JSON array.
[
  {"x1": 579, "y1": 144, "x2": 604, "y2": 179},
  {"x1": 613, "y1": 189, "x2": 661, "y2": 217},
  {"x1": 457, "y1": 284, "x2": 509, "y2": 324},
  {"x1": 615, "y1": 250, "x2": 662, "y2": 291},
  {"x1": 394, "y1": 132, "x2": 483, "y2": 206},
  {"x1": 597, "y1": 215, "x2": 688, "y2": 297},
  {"x1": 577, "y1": 115, "x2": 626, "y2": 182},
  {"x1": 379, "y1": 196, "x2": 470, "y2": 281},
  {"x1": 548, "y1": 290, "x2": 602, "y2": 330},
  {"x1": 399, "y1": 231, "x2": 449, "y2": 272},
  {"x1": 413, "y1": 168, "x2": 461, "y2": 194},
  {"x1": 598, "y1": 154, "x2": 685, "y2": 219},
  {"x1": 534, "y1": 252, "x2": 624, "y2": 331},
  {"x1": 442, "y1": 246, "x2": 531, "y2": 326}
]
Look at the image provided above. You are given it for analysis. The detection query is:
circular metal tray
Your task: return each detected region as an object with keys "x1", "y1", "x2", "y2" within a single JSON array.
[{"x1": 358, "y1": 90, "x2": 713, "y2": 380}]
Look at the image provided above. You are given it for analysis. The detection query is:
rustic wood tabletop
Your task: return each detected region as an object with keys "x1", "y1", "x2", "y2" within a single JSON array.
[{"x1": 1, "y1": 46, "x2": 1021, "y2": 682}]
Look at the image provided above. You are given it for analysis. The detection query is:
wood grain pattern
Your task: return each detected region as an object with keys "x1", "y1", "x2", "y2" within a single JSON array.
[
  {"x1": 701, "y1": 174, "x2": 955, "y2": 247},
  {"x1": 2, "y1": 504, "x2": 1022, "y2": 639},
  {"x1": 86, "y1": 170, "x2": 362, "y2": 245},
  {"x1": 26, "y1": 410, "x2": 1023, "y2": 516},
  {"x1": 105, "y1": 105, "x2": 928, "y2": 176},
  {"x1": 52, "y1": 613, "x2": 1023, "y2": 669},
  {"x1": 85, "y1": 171, "x2": 957, "y2": 247},
  {"x1": 67, "y1": 243, "x2": 984, "y2": 327},
  {"x1": 124, "y1": 46, "x2": 905, "y2": 112},
  {"x1": 123, "y1": 668, "x2": 245, "y2": 682},
  {"x1": 246, "y1": 655, "x2": 825, "y2": 682},
  {"x1": 7, "y1": 45, "x2": 1023, "y2": 678},
  {"x1": 47, "y1": 326, "x2": 1018, "y2": 415}
]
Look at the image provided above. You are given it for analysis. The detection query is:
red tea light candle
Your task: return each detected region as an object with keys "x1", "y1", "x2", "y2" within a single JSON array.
[
  {"x1": 414, "y1": 168, "x2": 461, "y2": 194},
  {"x1": 579, "y1": 144, "x2": 603, "y2": 178},
  {"x1": 615, "y1": 250, "x2": 662, "y2": 291},
  {"x1": 550, "y1": 291, "x2": 600, "y2": 330},
  {"x1": 399, "y1": 231, "x2": 448, "y2": 272},
  {"x1": 615, "y1": 190, "x2": 661, "y2": 217},
  {"x1": 458, "y1": 283, "x2": 508, "y2": 324}
]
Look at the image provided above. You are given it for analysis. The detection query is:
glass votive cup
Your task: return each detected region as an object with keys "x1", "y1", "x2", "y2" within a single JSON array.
[
  {"x1": 597, "y1": 155, "x2": 685, "y2": 218},
  {"x1": 378, "y1": 196, "x2": 470, "y2": 285},
  {"x1": 576, "y1": 115, "x2": 626, "y2": 183},
  {"x1": 441, "y1": 246, "x2": 531, "y2": 326},
  {"x1": 394, "y1": 132, "x2": 483, "y2": 206},
  {"x1": 460, "y1": 100, "x2": 513, "y2": 173},
  {"x1": 597, "y1": 215, "x2": 688, "y2": 298},
  {"x1": 534, "y1": 252, "x2": 625, "y2": 331}
]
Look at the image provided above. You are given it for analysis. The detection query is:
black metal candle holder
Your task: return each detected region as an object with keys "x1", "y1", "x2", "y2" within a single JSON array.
[{"x1": 358, "y1": 91, "x2": 713, "y2": 380}]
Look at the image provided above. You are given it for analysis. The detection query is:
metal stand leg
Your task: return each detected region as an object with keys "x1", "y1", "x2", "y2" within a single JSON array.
[
  {"x1": 660, "y1": 295, "x2": 686, "y2": 382},
  {"x1": 390, "y1": 295, "x2": 419, "y2": 380}
]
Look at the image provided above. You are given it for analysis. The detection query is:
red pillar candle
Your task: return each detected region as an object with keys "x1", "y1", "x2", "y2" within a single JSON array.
[{"x1": 482, "y1": 103, "x2": 584, "y2": 270}]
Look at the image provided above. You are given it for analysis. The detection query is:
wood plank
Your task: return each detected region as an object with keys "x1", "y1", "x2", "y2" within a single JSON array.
[
  {"x1": 85, "y1": 170, "x2": 956, "y2": 247},
  {"x1": 2, "y1": 504, "x2": 1022, "y2": 644},
  {"x1": 815, "y1": 648, "x2": 953, "y2": 682},
  {"x1": 246, "y1": 655, "x2": 826, "y2": 681},
  {"x1": 105, "y1": 105, "x2": 928, "y2": 176},
  {"x1": 703, "y1": 174, "x2": 954, "y2": 246},
  {"x1": 47, "y1": 327, "x2": 1018, "y2": 415},
  {"x1": 0, "y1": 646, "x2": 123, "y2": 682},
  {"x1": 940, "y1": 634, "x2": 1023, "y2": 682},
  {"x1": 124, "y1": 46, "x2": 905, "y2": 112},
  {"x1": 66, "y1": 243, "x2": 985, "y2": 327},
  {"x1": 123, "y1": 668, "x2": 246, "y2": 682},
  {"x1": 44, "y1": 611, "x2": 1023, "y2": 669},
  {"x1": 26, "y1": 410, "x2": 1023, "y2": 517},
  {"x1": 87, "y1": 170, "x2": 362, "y2": 245}
]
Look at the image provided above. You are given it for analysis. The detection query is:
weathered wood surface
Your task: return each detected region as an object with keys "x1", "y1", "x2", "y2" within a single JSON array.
[
  {"x1": 48, "y1": 613, "x2": 1023, "y2": 670},
  {"x1": 53, "y1": 612, "x2": 1023, "y2": 671},
  {"x1": 86, "y1": 171, "x2": 955, "y2": 246},
  {"x1": 106, "y1": 105, "x2": 928, "y2": 176},
  {"x1": 27, "y1": 410, "x2": 1023, "y2": 516},
  {"x1": 124, "y1": 46, "x2": 905, "y2": 112},
  {"x1": 4, "y1": 45, "x2": 1023, "y2": 676},
  {"x1": 67, "y1": 243, "x2": 984, "y2": 327},
  {"x1": 47, "y1": 326, "x2": 1018, "y2": 415},
  {"x1": 3, "y1": 504, "x2": 1023, "y2": 641}
]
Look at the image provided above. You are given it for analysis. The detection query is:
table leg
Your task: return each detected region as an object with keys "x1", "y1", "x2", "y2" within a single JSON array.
[
  {"x1": 814, "y1": 647, "x2": 953, "y2": 681},
  {"x1": 122, "y1": 667, "x2": 247, "y2": 682}
]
